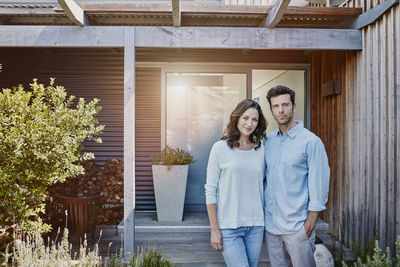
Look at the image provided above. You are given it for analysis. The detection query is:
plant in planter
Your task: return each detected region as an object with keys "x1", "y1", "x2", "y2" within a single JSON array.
[{"x1": 151, "y1": 145, "x2": 195, "y2": 222}]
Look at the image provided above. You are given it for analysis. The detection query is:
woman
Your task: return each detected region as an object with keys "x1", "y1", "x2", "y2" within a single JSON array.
[{"x1": 205, "y1": 99, "x2": 267, "y2": 267}]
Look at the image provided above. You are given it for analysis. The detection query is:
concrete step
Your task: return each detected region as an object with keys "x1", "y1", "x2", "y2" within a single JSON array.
[{"x1": 99, "y1": 211, "x2": 332, "y2": 266}]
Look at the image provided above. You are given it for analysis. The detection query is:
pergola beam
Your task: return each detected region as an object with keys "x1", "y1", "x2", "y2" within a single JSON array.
[
  {"x1": 0, "y1": 7, "x2": 58, "y2": 15},
  {"x1": 263, "y1": 0, "x2": 290, "y2": 28},
  {"x1": 0, "y1": 26, "x2": 361, "y2": 50},
  {"x1": 52, "y1": 4, "x2": 361, "y2": 16},
  {"x1": 0, "y1": 26, "x2": 123, "y2": 47},
  {"x1": 172, "y1": 0, "x2": 181, "y2": 27},
  {"x1": 134, "y1": 27, "x2": 362, "y2": 50},
  {"x1": 57, "y1": 0, "x2": 87, "y2": 26},
  {"x1": 352, "y1": 0, "x2": 398, "y2": 29}
]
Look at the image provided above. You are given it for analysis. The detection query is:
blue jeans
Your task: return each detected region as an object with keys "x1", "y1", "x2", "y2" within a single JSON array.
[{"x1": 220, "y1": 226, "x2": 264, "y2": 267}]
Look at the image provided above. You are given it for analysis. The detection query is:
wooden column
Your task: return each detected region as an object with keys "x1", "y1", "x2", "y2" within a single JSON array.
[
  {"x1": 123, "y1": 27, "x2": 135, "y2": 261},
  {"x1": 172, "y1": 0, "x2": 181, "y2": 27}
]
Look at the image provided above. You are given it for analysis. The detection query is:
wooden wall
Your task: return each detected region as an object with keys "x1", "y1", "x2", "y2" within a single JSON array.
[
  {"x1": 311, "y1": 51, "x2": 347, "y2": 241},
  {"x1": 311, "y1": 4, "x2": 400, "y2": 250}
]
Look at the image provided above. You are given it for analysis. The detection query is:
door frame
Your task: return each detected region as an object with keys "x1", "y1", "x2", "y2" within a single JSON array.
[
  {"x1": 133, "y1": 62, "x2": 309, "y2": 147},
  {"x1": 136, "y1": 61, "x2": 311, "y2": 210}
]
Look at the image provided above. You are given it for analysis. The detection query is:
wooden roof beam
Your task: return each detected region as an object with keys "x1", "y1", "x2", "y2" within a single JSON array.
[
  {"x1": 352, "y1": 0, "x2": 398, "y2": 29},
  {"x1": 263, "y1": 0, "x2": 290, "y2": 28},
  {"x1": 172, "y1": 0, "x2": 181, "y2": 27},
  {"x1": 57, "y1": 0, "x2": 87, "y2": 26},
  {"x1": 0, "y1": 26, "x2": 362, "y2": 50}
]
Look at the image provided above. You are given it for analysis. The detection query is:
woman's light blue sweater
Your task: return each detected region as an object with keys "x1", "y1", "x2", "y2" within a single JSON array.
[{"x1": 205, "y1": 140, "x2": 265, "y2": 229}]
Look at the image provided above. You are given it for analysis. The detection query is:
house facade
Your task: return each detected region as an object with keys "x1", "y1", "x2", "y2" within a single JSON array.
[{"x1": 0, "y1": 0, "x2": 398, "y2": 259}]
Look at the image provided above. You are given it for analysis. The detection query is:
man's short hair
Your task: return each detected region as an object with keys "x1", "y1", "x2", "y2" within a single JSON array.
[{"x1": 266, "y1": 85, "x2": 296, "y2": 106}]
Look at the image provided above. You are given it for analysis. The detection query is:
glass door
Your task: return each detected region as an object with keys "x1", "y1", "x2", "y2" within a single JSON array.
[
  {"x1": 252, "y1": 69, "x2": 306, "y2": 133},
  {"x1": 166, "y1": 72, "x2": 247, "y2": 211},
  {"x1": 162, "y1": 65, "x2": 308, "y2": 211}
]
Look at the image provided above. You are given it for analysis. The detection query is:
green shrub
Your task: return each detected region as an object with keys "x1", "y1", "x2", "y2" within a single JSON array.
[
  {"x1": 343, "y1": 236, "x2": 400, "y2": 267},
  {"x1": 151, "y1": 145, "x2": 195, "y2": 170},
  {"x1": 0, "y1": 78, "x2": 104, "y2": 234},
  {"x1": 106, "y1": 248, "x2": 124, "y2": 267},
  {"x1": 5, "y1": 226, "x2": 173, "y2": 267},
  {"x1": 105, "y1": 247, "x2": 173, "y2": 267},
  {"x1": 6, "y1": 226, "x2": 100, "y2": 267},
  {"x1": 129, "y1": 248, "x2": 172, "y2": 267}
]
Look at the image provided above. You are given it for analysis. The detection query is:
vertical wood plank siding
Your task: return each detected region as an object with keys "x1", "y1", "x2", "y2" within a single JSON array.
[
  {"x1": 311, "y1": 3, "x2": 399, "y2": 250},
  {"x1": 0, "y1": 48, "x2": 161, "y2": 210}
]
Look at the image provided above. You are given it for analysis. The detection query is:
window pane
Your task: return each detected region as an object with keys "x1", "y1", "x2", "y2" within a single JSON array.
[
  {"x1": 252, "y1": 70, "x2": 305, "y2": 133},
  {"x1": 166, "y1": 72, "x2": 247, "y2": 209}
]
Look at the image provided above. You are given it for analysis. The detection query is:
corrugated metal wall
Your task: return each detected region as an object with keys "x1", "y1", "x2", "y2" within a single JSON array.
[
  {"x1": 135, "y1": 68, "x2": 161, "y2": 210},
  {"x1": 0, "y1": 48, "x2": 124, "y2": 166},
  {"x1": 311, "y1": 3, "x2": 400, "y2": 250},
  {"x1": 0, "y1": 48, "x2": 162, "y2": 210}
]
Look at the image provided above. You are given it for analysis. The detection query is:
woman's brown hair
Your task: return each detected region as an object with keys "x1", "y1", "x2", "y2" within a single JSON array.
[{"x1": 221, "y1": 99, "x2": 267, "y2": 150}]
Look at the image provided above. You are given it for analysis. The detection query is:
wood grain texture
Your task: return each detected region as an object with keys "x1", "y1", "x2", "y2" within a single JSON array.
[
  {"x1": 60, "y1": 3, "x2": 361, "y2": 16},
  {"x1": 172, "y1": 0, "x2": 181, "y2": 26},
  {"x1": 263, "y1": 0, "x2": 290, "y2": 27},
  {"x1": 311, "y1": 3, "x2": 399, "y2": 251},
  {"x1": 123, "y1": 27, "x2": 135, "y2": 261},
  {"x1": 57, "y1": 0, "x2": 87, "y2": 26},
  {"x1": 0, "y1": 26, "x2": 125, "y2": 47},
  {"x1": 351, "y1": 0, "x2": 399, "y2": 29},
  {"x1": 0, "y1": 26, "x2": 361, "y2": 50},
  {"x1": 134, "y1": 27, "x2": 362, "y2": 50}
]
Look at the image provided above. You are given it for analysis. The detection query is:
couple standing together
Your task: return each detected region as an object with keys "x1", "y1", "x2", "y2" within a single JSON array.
[{"x1": 205, "y1": 85, "x2": 330, "y2": 267}]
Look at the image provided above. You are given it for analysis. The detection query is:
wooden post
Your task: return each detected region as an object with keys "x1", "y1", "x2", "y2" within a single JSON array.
[
  {"x1": 123, "y1": 27, "x2": 135, "y2": 262},
  {"x1": 57, "y1": 0, "x2": 88, "y2": 26},
  {"x1": 351, "y1": 0, "x2": 399, "y2": 29},
  {"x1": 263, "y1": 0, "x2": 290, "y2": 28},
  {"x1": 172, "y1": 0, "x2": 181, "y2": 27}
]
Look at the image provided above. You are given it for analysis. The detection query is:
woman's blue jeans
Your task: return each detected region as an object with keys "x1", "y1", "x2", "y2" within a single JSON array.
[{"x1": 220, "y1": 226, "x2": 264, "y2": 267}]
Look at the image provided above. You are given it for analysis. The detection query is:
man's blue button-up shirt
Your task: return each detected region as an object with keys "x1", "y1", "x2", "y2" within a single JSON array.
[{"x1": 264, "y1": 121, "x2": 330, "y2": 235}]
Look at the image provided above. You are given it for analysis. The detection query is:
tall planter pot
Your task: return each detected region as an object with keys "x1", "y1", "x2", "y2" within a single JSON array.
[{"x1": 152, "y1": 164, "x2": 189, "y2": 222}]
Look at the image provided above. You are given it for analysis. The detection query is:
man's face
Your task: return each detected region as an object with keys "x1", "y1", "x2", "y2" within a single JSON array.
[{"x1": 270, "y1": 94, "x2": 296, "y2": 126}]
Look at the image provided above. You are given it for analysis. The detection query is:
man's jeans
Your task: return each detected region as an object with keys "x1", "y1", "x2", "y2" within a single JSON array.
[
  {"x1": 265, "y1": 226, "x2": 316, "y2": 267},
  {"x1": 220, "y1": 226, "x2": 264, "y2": 267}
]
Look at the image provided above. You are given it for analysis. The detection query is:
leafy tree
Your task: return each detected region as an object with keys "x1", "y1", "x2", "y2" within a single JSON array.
[{"x1": 0, "y1": 79, "x2": 104, "y2": 233}]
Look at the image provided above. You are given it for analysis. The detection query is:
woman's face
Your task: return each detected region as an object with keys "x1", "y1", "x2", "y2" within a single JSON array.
[{"x1": 237, "y1": 107, "x2": 259, "y2": 137}]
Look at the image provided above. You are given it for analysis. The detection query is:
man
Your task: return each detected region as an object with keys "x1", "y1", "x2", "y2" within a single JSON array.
[{"x1": 264, "y1": 85, "x2": 330, "y2": 267}]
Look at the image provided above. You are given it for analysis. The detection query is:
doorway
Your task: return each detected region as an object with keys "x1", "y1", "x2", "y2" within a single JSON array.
[{"x1": 162, "y1": 65, "x2": 308, "y2": 211}]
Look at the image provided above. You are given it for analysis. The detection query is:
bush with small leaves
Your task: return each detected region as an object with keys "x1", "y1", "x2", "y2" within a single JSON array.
[
  {"x1": 0, "y1": 79, "x2": 103, "y2": 234},
  {"x1": 5, "y1": 226, "x2": 100, "y2": 266},
  {"x1": 342, "y1": 236, "x2": 400, "y2": 267}
]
